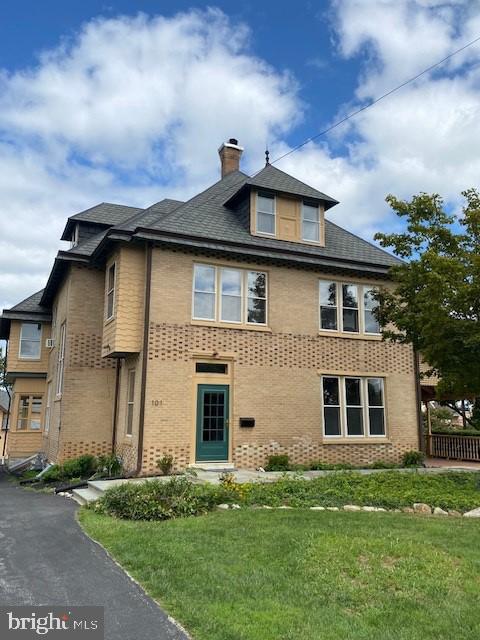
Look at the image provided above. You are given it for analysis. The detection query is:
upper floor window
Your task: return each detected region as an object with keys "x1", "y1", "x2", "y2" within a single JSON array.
[
  {"x1": 56, "y1": 322, "x2": 66, "y2": 397},
  {"x1": 19, "y1": 323, "x2": 42, "y2": 359},
  {"x1": 106, "y1": 263, "x2": 116, "y2": 320},
  {"x1": 319, "y1": 281, "x2": 380, "y2": 335},
  {"x1": 302, "y1": 203, "x2": 320, "y2": 242},
  {"x1": 70, "y1": 224, "x2": 79, "y2": 249},
  {"x1": 193, "y1": 264, "x2": 267, "y2": 325},
  {"x1": 256, "y1": 193, "x2": 275, "y2": 235},
  {"x1": 322, "y1": 376, "x2": 385, "y2": 438}
]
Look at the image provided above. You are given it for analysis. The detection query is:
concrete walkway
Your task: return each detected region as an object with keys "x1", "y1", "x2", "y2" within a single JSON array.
[{"x1": 0, "y1": 473, "x2": 187, "y2": 640}]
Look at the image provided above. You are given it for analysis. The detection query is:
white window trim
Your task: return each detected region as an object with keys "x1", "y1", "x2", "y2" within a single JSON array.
[
  {"x1": 19, "y1": 323, "x2": 42, "y2": 360},
  {"x1": 321, "y1": 375, "x2": 386, "y2": 439},
  {"x1": 44, "y1": 382, "x2": 52, "y2": 433},
  {"x1": 318, "y1": 281, "x2": 381, "y2": 336},
  {"x1": 301, "y1": 202, "x2": 321, "y2": 244},
  {"x1": 106, "y1": 262, "x2": 116, "y2": 321},
  {"x1": 192, "y1": 265, "x2": 217, "y2": 321},
  {"x1": 256, "y1": 193, "x2": 276, "y2": 237},
  {"x1": 192, "y1": 264, "x2": 268, "y2": 326},
  {"x1": 56, "y1": 322, "x2": 66, "y2": 398},
  {"x1": 220, "y1": 268, "x2": 243, "y2": 324},
  {"x1": 70, "y1": 224, "x2": 79, "y2": 249},
  {"x1": 126, "y1": 369, "x2": 135, "y2": 437}
]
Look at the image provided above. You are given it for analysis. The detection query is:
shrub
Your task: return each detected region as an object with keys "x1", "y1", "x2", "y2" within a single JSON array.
[
  {"x1": 96, "y1": 454, "x2": 123, "y2": 478},
  {"x1": 99, "y1": 477, "x2": 217, "y2": 520},
  {"x1": 62, "y1": 454, "x2": 97, "y2": 479},
  {"x1": 401, "y1": 450, "x2": 425, "y2": 467},
  {"x1": 41, "y1": 464, "x2": 65, "y2": 483},
  {"x1": 308, "y1": 461, "x2": 355, "y2": 471},
  {"x1": 265, "y1": 454, "x2": 290, "y2": 471},
  {"x1": 370, "y1": 460, "x2": 399, "y2": 469},
  {"x1": 156, "y1": 454, "x2": 174, "y2": 476}
]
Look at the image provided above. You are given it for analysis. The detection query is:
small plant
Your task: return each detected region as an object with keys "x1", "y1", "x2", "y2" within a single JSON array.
[
  {"x1": 401, "y1": 450, "x2": 425, "y2": 467},
  {"x1": 370, "y1": 460, "x2": 398, "y2": 469},
  {"x1": 157, "y1": 454, "x2": 174, "y2": 476},
  {"x1": 96, "y1": 453, "x2": 123, "y2": 478},
  {"x1": 265, "y1": 454, "x2": 290, "y2": 471}
]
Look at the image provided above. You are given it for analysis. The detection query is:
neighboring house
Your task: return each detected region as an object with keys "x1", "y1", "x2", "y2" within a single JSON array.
[{"x1": 0, "y1": 139, "x2": 421, "y2": 472}]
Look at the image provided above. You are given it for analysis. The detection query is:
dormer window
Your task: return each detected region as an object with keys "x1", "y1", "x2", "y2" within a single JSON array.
[
  {"x1": 70, "y1": 224, "x2": 79, "y2": 249},
  {"x1": 302, "y1": 202, "x2": 320, "y2": 243},
  {"x1": 256, "y1": 193, "x2": 275, "y2": 235}
]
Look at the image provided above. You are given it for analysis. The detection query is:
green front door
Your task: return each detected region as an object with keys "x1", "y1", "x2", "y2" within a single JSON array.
[{"x1": 196, "y1": 384, "x2": 229, "y2": 462}]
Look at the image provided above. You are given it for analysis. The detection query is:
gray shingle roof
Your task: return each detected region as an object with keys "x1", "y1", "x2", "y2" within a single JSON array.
[
  {"x1": 143, "y1": 170, "x2": 400, "y2": 268},
  {"x1": 244, "y1": 164, "x2": 338, "y2": 208},
  {"x1": 64, "y1": 229, "x2": 110, "y2": 257},
  {"x1": 61, "y1": 202, "x2": 143, "y2": 240},
  {"x1": 117, "y1": 199, "x2": 184, "y2": 232},
  {"x1": 8, "y1": 290, "x2": 50, "y2": 315}
]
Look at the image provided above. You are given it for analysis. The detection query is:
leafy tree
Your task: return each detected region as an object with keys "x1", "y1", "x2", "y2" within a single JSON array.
[{"x1": 374, "y1": 189, "x2": 480, "y2": 423}]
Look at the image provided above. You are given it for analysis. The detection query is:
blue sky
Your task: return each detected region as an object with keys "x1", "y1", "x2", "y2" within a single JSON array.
[{"x1": 0, "y1": 0, "x2": 479, "y2": 309}]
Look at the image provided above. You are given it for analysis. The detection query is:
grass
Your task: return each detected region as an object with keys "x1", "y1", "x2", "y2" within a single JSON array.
[{"x1": 80, "y1": 509, "x2": 480, "y2": 640}]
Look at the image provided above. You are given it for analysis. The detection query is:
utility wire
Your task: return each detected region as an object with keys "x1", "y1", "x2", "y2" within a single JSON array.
[{"x1": 268, "y1": 33, "x2": 480, "y2": 167}]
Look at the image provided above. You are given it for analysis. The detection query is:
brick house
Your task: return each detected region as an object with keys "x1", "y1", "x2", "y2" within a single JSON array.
[{"x1": 0, "y1": 140, "x2": 421, "y2": 472}]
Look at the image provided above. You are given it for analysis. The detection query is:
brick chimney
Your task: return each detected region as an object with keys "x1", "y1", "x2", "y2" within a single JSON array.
[{"x1": 218, "y1": 138, "x2": 244, "y2": 178}]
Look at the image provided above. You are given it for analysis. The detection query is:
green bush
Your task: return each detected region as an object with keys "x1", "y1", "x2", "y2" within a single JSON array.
[
  {"x1": 62, "y1": 454, "x2": 97, "y2": 478},
  {"x1": 265, "y1": 454, "x2": 290, "y2": 471},
  {"x1": 96, "y1": 454, "x2": 123, "y2": 478},
  {"x1": 41, "y1": 464, "x2": 65, "y2": 483},
  {"x1": 157, "y1": 454, "x2": 174, "y2": 476},
  {"x1": 432, "y1": 426, "x2": 480, "y2": 437},
  {"x1": 98, "y1": 477, "x2": 217, "y2": 520},
  {"x1": 370, "y1": 460, "x2": 399, "y2": 469},
  {"x1": 308, "y1": 461, "x2": 355, "y2": 471},
  {"x1": 401, "y1": 450, "x2": 425, "y2": 467}
]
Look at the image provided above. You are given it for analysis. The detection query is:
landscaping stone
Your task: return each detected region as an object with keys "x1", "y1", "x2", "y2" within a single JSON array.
[
  {"x1": 463, "y1": 507, "x2": 480, "y2": 518},
  {"x1": 277, "y1": 505, "x2": 293, "y2": 509},
  {"x1": 217, "y1": 504, "x2": 230, "y2": 510},
  {"x1": 262, "y1": 505, "x2": 273, "y2": 509},
  {"x1": 413, "y1": 503, "x2": 432, "y2": 514},
  {"x1": 343, "y1": 505, "x2": 361, "y2": 512},
  {"x1": 310, "y1": 506, "x2": 325, "y2": 511},
  {"x1": 231, "y1": 504, "x2": 241, "y2": 510},
  {"x1": 433, "y1": 507, "x2": 448, "y2": 516},
  {"x1": 402, "y1": 507, "x2": 414, "y2": 513},
  {"x1": 448, "y1": 510, "x2": 462, "y2": 517},
  {"x1": 326, "y1": 507, "x2": 339, "y2": 511},
  {"x1": 361, "y1": 506, "x2": 377, "y2": 512}
]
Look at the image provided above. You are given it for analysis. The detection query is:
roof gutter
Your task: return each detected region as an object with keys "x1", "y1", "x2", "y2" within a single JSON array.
[{"x1": 136, "y1": 241, "x2": 153, "y2": 475}]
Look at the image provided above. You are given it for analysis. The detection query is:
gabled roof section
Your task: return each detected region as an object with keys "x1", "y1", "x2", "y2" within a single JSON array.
[
  {"x1": 61, "y1": 202, "x2": 143, "y2": 240},
  {"x1": 115, "y1": 198, "x2": 184, "y2": 233},
  {"x1": 225, "y1": 164, "x2": 338, "y2": 210},
  {"x1": 0, "y1": 289, "x2": 52, "y2": 340}
]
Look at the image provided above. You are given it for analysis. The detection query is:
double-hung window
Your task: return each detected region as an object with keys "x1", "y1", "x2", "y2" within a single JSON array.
[
  {"x1": 302, "y1": 202, "x2": 320, "y2": 242},
  {"x1": 193, "y1": 264, "x2": 267, "y2": 325},
  {"x1": 126, "y1": 369, "x2": 136, "y2": 436},
  {"x1": 17, "y1": 395, "x2": 43, "y2": 431},
  {"x1": 319, "y1": 281, "x2": 380, "y2": 334},
  {"x1": 106, "y1": 263, "x2": 116, "y2": 320},
  {"x1": 322, "y1": 376, "x2": 386, "y2": 438},
  {"x1": 19, "y1": 323, "x2": 42, "y2": 359},
  {"x1": 56, "y1": 322, "x2": 66, "y2": 397},
  {"x1": 256, "y1": 193, "x2": 275, "y2": 235}
]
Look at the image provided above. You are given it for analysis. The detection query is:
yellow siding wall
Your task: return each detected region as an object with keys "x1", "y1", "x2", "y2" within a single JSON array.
[
  {"x1": 8, "y1": 320, "x2": 51, "y2": 374},
  {"x1": 7, "y1": 377, "x2": 46, "y2": 459},
  {"x1": 136, "y1": 248, "x2": 419, "y2": 473},
  {"x1": 102, "y1": 246, "x2": 145, "y2": 357}
]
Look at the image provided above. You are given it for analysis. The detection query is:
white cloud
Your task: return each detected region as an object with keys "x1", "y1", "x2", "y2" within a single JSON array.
[{"x1": 1, "y1": 2, "x2": 480, "y2": 313}]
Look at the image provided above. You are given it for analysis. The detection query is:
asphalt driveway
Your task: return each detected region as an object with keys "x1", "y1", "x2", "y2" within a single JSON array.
[{"x1": 0, "y1": 473, "x2": 188, "y2": 639}]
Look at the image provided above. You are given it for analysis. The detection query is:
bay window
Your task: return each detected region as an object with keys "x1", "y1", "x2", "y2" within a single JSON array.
[
  {"x1": 322, "y1": 376, "x2": 386, "y2": 438},
  {"x1": 17, "y1": 395, "x2": 43, "y2": 431},
  {"x1": 193, "y1": 264, "x2": 267, "y2": 325}
]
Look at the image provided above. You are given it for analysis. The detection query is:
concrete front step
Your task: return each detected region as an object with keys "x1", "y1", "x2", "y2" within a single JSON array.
[
  {"x1": 72, "y1": 476, "x2": 171, "y2": 505},
  {"x1": 72, "y1": 487, "x2": 100, "y2": 505}
]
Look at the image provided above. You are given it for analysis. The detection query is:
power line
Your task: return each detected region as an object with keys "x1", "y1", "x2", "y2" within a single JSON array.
[{"x1": 268, "y1": 33, "x2": 480, "y2": 167}]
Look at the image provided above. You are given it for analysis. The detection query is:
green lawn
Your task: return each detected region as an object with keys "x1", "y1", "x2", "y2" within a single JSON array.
[{"x1": 80, "y1": 509, "x2": 480, "y2": 640}]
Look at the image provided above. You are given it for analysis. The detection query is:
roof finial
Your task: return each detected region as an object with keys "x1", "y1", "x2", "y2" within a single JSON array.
[{"x1": 265, "y1": 147, "x2": 270, "y2": 165}]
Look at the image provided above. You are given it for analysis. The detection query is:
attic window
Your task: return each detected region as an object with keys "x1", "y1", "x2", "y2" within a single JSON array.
[
  {"x1": 70, "y1": 224, "x2": 79, "y2": 249},
  {"x1": 302, "y1": 202, "x2": 320, "y2": 242},
  {"x1": 256, "y1": 193, "x2": 275, "y2": 235}
]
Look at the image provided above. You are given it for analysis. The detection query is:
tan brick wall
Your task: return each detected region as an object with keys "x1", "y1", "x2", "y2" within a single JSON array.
[
  {"x1": 137, "y1": 248, "x2": 419, "y2": 473},
  {"x1": 44, "y1": 264, "x2": 117, "y2": 463},
  {"x1": 102, "y1": 245, "x2": 145, "y2": 357},
  {"x1": 7, "y1": 320, "x2": 51, "y2": 374}
]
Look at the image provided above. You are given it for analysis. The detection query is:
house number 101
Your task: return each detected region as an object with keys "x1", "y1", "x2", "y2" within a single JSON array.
[{"x1": 151, "y1": 400, "x2": 162, "y2": 407}]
